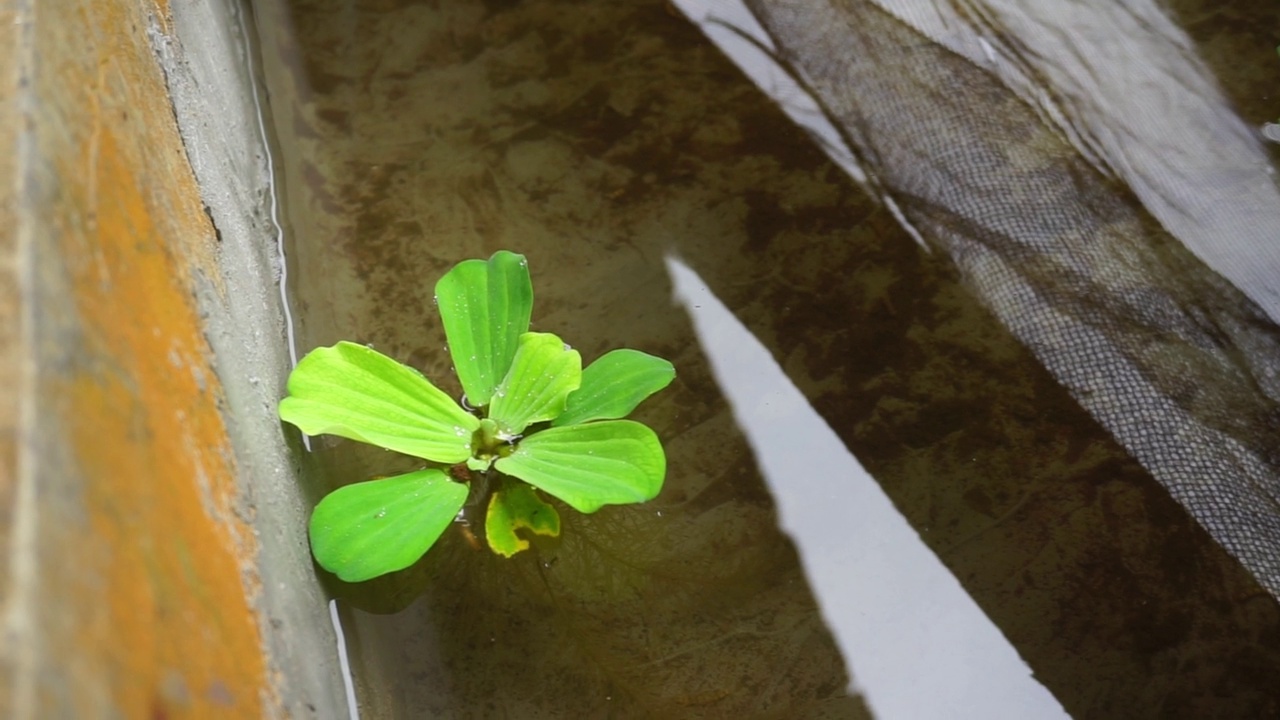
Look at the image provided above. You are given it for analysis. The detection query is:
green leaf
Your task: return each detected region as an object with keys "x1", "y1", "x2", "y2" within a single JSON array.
[
  {"x1": 484, "y1": 483, "x2": 561, "y2": 558},
  {"x1": 495, "y1": 420, "x2": 665, "y2": 513},
  {"x1": 309, "y1": 469, "x2": 468, "y2": 582},
  {"x1": 487, "y1": 332, "x2": 582, "y2": 436},
  {"x1": 279, "y1": 342, "x2": 480, "y2": 463},
  {"x1": 553, "y1": 349, "x2": 675, "y2": 427},
  {"x1": 434, "y1": 251, "x2": 533, "y2": 407}
]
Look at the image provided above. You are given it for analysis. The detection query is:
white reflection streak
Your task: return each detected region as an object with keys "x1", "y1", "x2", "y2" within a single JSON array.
[
  {"x1": 666, "y1": 257, "x2": 1066, "y2": 720},
  {"x1": 329, "y1": 600, "x2": 360, "y2": 720}
]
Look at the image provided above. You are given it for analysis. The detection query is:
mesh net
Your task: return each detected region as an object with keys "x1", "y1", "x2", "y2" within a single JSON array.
[{"x1": 706, "y1": 0, "x2": 1280, "y2": 596}]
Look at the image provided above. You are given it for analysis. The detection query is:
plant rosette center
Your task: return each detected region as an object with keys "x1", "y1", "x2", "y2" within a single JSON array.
[
  {"x1": 469, "y1": 418, "x2": 515, "y2": 468},
  {"x1": 278, "y1": 251, "x2": 675, "y2": 582}
]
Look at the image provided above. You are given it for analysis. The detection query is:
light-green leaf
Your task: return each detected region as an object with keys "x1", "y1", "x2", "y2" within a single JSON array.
[
  {"x1": 494, "y1": 420, "x2": 666, "y2": 513},
  {"x1": 488, "y1": 332, "x2": 582, "y2": 436},
  {"x1": 279, "y1": 342, "x2": 479, "y2": 463},
  {"x1": 309, "y1": 469, "x2": 468, "y2": 582},
  {"x1": 434, "y1": 251, "x2": 533, "y2": 407},
  {"x1": 553, "y1": 349, "x2": 675, "y2": 427},
  {"x1": 484, "y1": 483, "x2": 561, "y2": 558}
]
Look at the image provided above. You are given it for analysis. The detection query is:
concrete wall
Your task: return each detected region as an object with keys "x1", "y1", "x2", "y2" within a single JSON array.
[{"x1": 2, "y1": 0, "x2": 344, "y2": 716}]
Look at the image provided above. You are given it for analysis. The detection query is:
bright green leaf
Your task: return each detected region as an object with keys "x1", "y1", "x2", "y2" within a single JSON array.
[
  {"x1": 484, "y1": 483, "x2": 561, "y2": 558},
  {"x1": 434, "y1": 251, "x2": 533, "y2": 407},
  {"x1": 495, "y1": 420, "x2": 665, "y2": 513},
  {"x1": 309, "y1": 469, "x2": 468, "y2": 582},
  {"x1": 488, "y1": 332, "x2": 582, "y2": 436},
  {"x1": 553, "y1": 349, "x2": 675, "y2": 427},
  {"x1": 279, "y1": 342, "x2": 479, "y2": 463}
]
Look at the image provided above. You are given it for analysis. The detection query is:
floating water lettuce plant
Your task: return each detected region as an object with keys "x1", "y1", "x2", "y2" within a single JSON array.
[{"x1": 279, "y1": 251, "x2": 675, "y2": 582}]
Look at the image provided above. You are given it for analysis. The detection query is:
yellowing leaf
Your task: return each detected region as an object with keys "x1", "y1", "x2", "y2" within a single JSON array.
[{"x1": 484, "y1": 483, "x2": 561, "y2": 558}]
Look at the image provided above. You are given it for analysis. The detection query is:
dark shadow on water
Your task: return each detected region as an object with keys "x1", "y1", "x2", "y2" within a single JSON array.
[{"x1": 250, "y1": 0, "x2": 1280, "y2": 717}]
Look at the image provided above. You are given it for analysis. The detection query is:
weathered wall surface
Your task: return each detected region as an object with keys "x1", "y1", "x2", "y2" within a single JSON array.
[{"x1": 2, "y1": 0, "x2": 343, "y2": 717}]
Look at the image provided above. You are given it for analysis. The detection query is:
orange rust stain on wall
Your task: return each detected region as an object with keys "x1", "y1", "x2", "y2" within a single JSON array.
[
  {"x1": 37, "y1": 0, "x2": 270, "y2": 715},
  {"x1": 57, "y1": 128, "x2": 267, "y2": 718}
]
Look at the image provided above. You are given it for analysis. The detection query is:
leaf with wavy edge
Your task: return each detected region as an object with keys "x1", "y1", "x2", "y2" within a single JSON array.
[
  {"x1": 495, "y1": 420, "x2": 665, "y2": 513},
  {"x1": 554, "y1": 349, "x2": 675, "y2": 427},
  {"x1": 280, "y1": 341, "x2": 479, "y2": 463},
  {"x1": 309, "y1": 469, "x2": 468, "y2": 582},
  {"x1": 488, "y1": 332, "x2": 582, "y2": 436},
  {"x1": 435, "y1": 250, "x2": 533, "y2": 407}
]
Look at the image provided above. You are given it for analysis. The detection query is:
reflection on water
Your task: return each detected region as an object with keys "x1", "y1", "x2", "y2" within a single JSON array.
[
  {"x1": 328, "y1": 599, "x2": 359, "y2": 719},
  {"x1": 688, "y1": 0, "x2": 1280, "y2": 606},
  {"x1": 668, "y1": 257, "x2": 1066, "y2": 719},
  {"x1": 248, "y1": 0, "x2": 1280, "y2": 716}
]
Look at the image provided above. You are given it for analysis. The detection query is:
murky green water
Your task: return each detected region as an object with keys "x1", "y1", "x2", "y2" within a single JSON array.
[{"x1": 250, "y1": 0, "x2": 1280, "y2": 716}]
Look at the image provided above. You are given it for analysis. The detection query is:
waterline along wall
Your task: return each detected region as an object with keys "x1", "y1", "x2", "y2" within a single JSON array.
[{"x1": 2, "y1": 0, "x2": 345, "y2": 716}]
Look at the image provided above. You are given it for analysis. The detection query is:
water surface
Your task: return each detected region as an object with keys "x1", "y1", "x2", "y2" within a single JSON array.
[{"x1": 250, "y1": 0, "x2": 1280, "y2": 716}]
